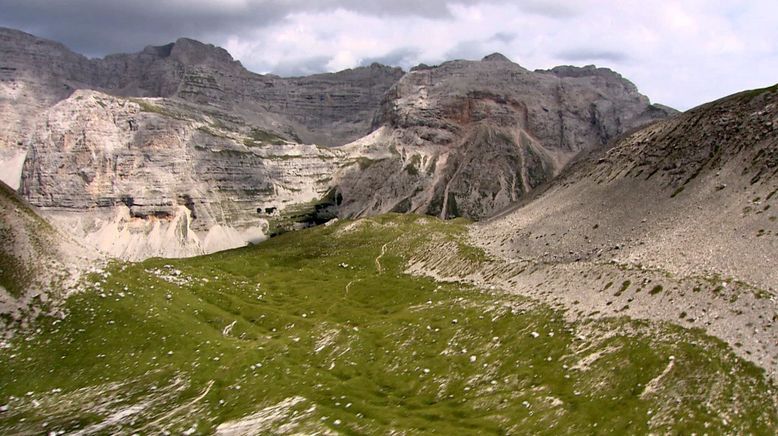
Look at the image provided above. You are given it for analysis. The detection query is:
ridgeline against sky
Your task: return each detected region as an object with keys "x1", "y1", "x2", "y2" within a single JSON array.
[{"x1": 0, "y1": 0, "x2": 776, "y2": 110}]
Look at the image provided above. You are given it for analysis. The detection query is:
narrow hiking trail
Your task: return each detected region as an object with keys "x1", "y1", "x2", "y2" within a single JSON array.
[
  {"x1": 345, "y1": 279, "x2": 359, "y2": 296},
  {"x1": 375, "y1": 241, "x2": 390, "y2": 273}
]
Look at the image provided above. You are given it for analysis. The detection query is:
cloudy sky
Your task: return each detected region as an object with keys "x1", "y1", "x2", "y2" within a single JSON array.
[{"x1": 1, "y1": 0, "x2": 776, "y2": 110}]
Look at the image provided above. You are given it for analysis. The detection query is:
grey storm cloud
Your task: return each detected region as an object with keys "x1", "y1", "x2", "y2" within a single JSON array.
[
  {"x1": 489, "y1": 32, "x2": 517, "y2": 44},
  {"x1": 268, "y1": 56, "x2": 333, "y2": 78},
  {"x1": 444, "y1": 38, "x2": 514, "y2": 64},
  {"x1": 0, "y1": 0, "x2": 574, "y2": 57},
  {"x1": 0, "y1": 0, "x2": 279, "y2": 56},
  {"x1": 0, "y1": 0, "x2": 472, "y2": 56},
  {"x1": 517, "y1": 0, "x2": 581, "y2": 18}
]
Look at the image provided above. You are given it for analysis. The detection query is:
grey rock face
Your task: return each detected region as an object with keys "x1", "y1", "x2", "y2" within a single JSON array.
[
  {"x1": 0, "y1": 28, "x2": 95, "y2": 175},
  {"x1": 0, "y1": 27, "x2": 403, "y2": 153},
  {"x1": 335, "y1": 55, "x2": 676, "y2": 220},
  {"x1": 20, "y1": 90, "x2": 343, "y2": 259}
]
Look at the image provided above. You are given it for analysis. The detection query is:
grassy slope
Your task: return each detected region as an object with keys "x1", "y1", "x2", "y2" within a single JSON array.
[
  {"x1": 0, "y1": 181, "x2": 59, "y2": 299},
  {"x1": 0, "y1": 214, "x2": 775, "y2": 434}
]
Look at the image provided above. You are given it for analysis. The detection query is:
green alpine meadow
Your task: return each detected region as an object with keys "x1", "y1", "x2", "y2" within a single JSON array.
[{"x1": 1, "y1": 216, "x2": 774, "y2": 434}]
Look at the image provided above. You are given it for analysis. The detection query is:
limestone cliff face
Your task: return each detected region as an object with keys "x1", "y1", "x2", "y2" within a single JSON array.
[
  {"x1": 0, "y1": 28, "x2": 95, "y2": 187},
  {"x1": 20, "y1": 90, "x2": 343, "y2": 260},
  {"x1": 335, "y1": 55, "x2": 675, "y2": 220},
  {"x1": 0, "y1": 27, "x2": 402, "y2": 188},
  {"x1": 0, "y1": 27, "x2": 400, "y2": 259}
]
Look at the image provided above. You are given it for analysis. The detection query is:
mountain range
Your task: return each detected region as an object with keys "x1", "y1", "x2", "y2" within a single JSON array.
[
  {"x1": 0, "y1": 27, "x2": 674, "y2": 260},
  {"x1": 0, "y1": 27, "x2": 776, "y2": 433}
]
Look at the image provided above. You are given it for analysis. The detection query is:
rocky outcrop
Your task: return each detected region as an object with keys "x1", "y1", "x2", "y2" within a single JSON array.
[
  {"x1": 335, "y1": 55, "x2": 676, "y2": 220},
  {"x1": 20, "y1": 90, "x2": 343, "y2": 260}
]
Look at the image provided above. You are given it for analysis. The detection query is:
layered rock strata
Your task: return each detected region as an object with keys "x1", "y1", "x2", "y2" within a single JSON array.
[
  {"x1": 21, "y1": 90, "x2": 343, "y2": 259},
  {"x1": 335, "y1": 55, "x2": 675, "y2": 220}
]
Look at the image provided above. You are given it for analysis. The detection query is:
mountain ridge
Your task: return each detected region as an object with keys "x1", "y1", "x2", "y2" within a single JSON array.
[
  {"x1": 0, "y1": 26, "x2": 404, "y2": 152},
  {"x1": 2, "y1": 27, "x2": 674, "y2": 260}
]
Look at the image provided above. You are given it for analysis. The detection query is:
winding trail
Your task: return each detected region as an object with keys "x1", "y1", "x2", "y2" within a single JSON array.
[
  {"x1": 345, "y1": 280, "x2": 357, "y2": 295},
  {"x1": 640, "y1": 359, "x2": 676, "y2": 398},
  {"x1": 375, "y1": 242, "x2": 390, "y2": 273}
]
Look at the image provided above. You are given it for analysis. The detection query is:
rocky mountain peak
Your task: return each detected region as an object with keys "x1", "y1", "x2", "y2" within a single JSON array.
[
  {"x1": 545, "y1": 64, "x2": 618, "y2": 80},
  {"x1": 139, "y1": 42, "x2": 175, "y2": 58},
  {"x1": 0, "y1": 27, "x2": 70, "y2": 53},
  {"x1": 481, "y1": 52, "x2": 512, "y2": 63},
  {"x1": 339, "y1": 53, "x2": 676, "y2": 221},
  {"x1": 366, "y1": 62, "x2": 398, "y2": 71},
  {"x1": 167, "y1": 37, "x2": 243, "y2": 69}
]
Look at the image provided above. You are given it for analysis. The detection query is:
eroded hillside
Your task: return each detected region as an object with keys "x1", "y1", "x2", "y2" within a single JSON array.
[{"x1": 0, "y1": 181, "x2": 97, "y2": 332}]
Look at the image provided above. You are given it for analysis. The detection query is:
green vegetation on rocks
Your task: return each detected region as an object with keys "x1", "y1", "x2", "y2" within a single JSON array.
[{"x1": 243, "y1": 128, "x2": 288, "y2": 147}]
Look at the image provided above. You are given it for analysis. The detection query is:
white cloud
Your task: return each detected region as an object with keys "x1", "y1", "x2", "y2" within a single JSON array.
[
  {"x1": 217, "y1": 0, "x2": 778, "y2": 110},
  {"x1": 2, "y1": 0, "x2": 776, "y2": 109}
]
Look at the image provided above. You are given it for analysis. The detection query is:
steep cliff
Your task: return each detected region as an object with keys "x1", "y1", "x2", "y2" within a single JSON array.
[
  {"x1": 335, "y1": 55, "x2": 676, "y2": 220},
  {"x1": 20, "y1": 90, "x2": 344, "y2": 259},
  {"x1": 0, "y1": 28, "x2": 95, "y2": 188}
]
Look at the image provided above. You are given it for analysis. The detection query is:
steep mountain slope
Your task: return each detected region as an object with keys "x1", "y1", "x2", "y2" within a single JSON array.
[
  {"x1": 409, "y1": 84, "x2": 778, "y2": 377},
  {"x1": 479, "y1": 83, "x2": 778, "y2": 289},
  {"x1": 0, "y1": 181, "x2": 97, "y2": 332},
  {"x1": 335, "y1": 55, "x2": 675, "y2": 220},
  {"x1": 0, "y1": 27, "x2": 402, "y2": 187}
]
